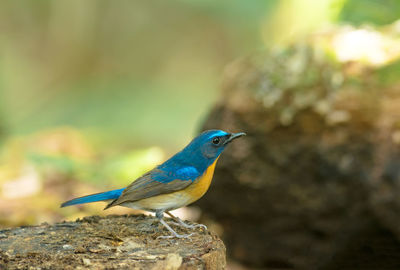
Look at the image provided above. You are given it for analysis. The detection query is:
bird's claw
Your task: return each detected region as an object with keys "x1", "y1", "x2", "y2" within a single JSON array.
[
  {"x1": 193, "y1": 224, "x2": 207, "y2": 230},
  {"x1": 169, "y1": 221, "x2": 207, "y2": 231}
]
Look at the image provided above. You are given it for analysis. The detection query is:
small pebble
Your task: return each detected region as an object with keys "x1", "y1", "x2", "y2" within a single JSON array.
[
  {"x1": 63, "y1": 244, "x2": 74, "y2": 250},
  {"x1": 82, "y1": 258, "x2": 91, "y2": 266}
]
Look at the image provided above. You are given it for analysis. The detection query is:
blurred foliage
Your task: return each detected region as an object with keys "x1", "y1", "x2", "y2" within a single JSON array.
[
  {"x1": 377, "y1": 60, "x2": 400, "y2": 85},
  {"x1": 262, "y1": 0, "x2": 346, "y2": 46},
  {"x1": 339, "y1": 0, "x2": 400, "y2": 26},
  {"x1": 0, "y1": 0, "x2": 274, "y2": 148},
  {"x1": 0, "y1": 0, "x2": 400, "y2": 227},
  {"x1": 0, "y1": 127, "x2": 164, "y2": 226}
]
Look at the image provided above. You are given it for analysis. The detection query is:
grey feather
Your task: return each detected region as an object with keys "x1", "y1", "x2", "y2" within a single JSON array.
[{"x1": 104, "y1": 169, "x2": 193, "y2": 209}]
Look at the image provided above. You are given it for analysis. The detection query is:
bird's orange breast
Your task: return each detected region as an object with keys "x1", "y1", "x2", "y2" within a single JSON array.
[{"x1": 184, "y1": 157, "x2": 219, "y2": 204}]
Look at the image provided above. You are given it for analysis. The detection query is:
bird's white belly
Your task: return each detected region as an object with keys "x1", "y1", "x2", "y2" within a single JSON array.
[{"x1": 120, "y1": 191, "x2": 192, "y2": 212}]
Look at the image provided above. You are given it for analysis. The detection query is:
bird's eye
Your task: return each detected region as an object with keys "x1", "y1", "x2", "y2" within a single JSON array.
[{"x1": 212, "y1": 137, "x2": 220, "y2": 145}]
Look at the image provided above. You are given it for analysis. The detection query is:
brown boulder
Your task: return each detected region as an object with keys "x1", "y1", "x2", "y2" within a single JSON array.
[{"x1": 197, "y1": 25, "x2": 400, "y2": 269}]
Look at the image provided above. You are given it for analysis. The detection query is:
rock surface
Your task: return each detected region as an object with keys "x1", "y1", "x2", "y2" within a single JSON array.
[
  {"x1": 0, "y1": 215, "x2": 226, "y2": 270},
  {"x1": 197, "y1": 24, "x2": 400, "y2": 269}
]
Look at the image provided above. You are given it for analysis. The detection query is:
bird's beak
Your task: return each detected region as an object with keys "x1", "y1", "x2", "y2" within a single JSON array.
[{"x1": 224, "y1": 132, "x2": 246, "y2": 145}]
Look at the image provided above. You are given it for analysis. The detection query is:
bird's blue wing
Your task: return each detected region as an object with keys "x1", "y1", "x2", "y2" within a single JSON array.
[
  {"x1": 151, "y1": 166, "x2": 199, "y2": 182},
  {"x1": 105, "y1": 166, "x2": 200, "y2": 208}
]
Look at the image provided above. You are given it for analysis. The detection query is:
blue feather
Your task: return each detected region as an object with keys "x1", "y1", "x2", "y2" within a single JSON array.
[
  {"x1": 61, "y1": 188, "x2": 125, "y2": 207},
  {"x1": 150, "y1": 166, "x2": 199, "y2": 183},
  {"x1": 159, "y1": 130, "x2": 230, "y2": 175}
]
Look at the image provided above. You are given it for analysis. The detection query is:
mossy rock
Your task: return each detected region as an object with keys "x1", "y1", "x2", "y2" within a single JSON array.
[{"x1": 0, "y1": 215, "x2": 226, "y2": 270}]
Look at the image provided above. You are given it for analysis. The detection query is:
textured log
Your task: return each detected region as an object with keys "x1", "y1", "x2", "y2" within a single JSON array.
[
  {"x1": 196, "y1": 25, "x2": 400, "y2": 269},
  {"x1": 0, "y1": 215, "x2": 226, "y2": 269}
]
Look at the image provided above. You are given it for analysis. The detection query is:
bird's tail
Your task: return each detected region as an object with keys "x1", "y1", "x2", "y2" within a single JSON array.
[{"x1": 61, "y1": 188, "x2": 125, "y2": 207}]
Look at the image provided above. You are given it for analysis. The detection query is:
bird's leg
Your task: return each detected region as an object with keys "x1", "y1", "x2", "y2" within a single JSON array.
[
  {"x1": 165, "y1": 211, "x2": 207, "y2": 230},
  {"x1": 155, "y1": 211, "x2": 193, "y2": 239}
]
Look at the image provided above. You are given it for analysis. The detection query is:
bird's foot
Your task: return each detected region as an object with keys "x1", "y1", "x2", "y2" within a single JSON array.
[
  {"x1": 165, "y1": 211, "x2": 208, "y2": 231},
  {"x1": 157, "y1": 232, "x2": 194, "y2": 240},
  {"x1": 157, "y1": 217, "x2": 194, "y2": 240},
  {"x1": 170, "y1": 221, "x2": 207, "y2": 231}
]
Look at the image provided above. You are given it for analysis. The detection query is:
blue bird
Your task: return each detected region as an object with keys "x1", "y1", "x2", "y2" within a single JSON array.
[{"x1": 61, "y1": 130, "x2": 245, "y2": 238}]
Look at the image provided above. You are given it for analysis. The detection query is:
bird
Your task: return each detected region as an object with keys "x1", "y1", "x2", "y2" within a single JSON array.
[{"x1": 61, "y1": 129, "x2": 245, "y2": 238}]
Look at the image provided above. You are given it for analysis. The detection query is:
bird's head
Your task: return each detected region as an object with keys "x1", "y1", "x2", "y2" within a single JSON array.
[{"x1": 181, "y1": 130, "x2": 246, "y2": 165}]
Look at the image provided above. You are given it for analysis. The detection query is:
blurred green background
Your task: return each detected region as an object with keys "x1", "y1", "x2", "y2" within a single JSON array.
[{"x1": 0, "y1": 0, "x2": 399, "y2": 227}]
